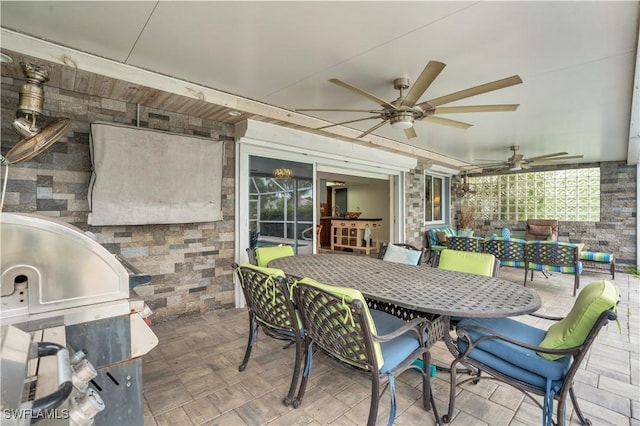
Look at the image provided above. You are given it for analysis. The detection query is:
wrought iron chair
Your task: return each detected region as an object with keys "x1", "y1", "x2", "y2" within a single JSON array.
[
  {"x1": 447, "y1": 236, "x2": 485, "y2": 253},
  {"x1": 252, "y1": 244, "x2": 295, "y2": 267},
  {"x1": 443, "y1": 280, "x2": 619, "y2": 426},
  {"x1": 524, "y1": 241, "x2": 582, "y2": 296},
  {"x1": 292, "y1": 277, "x2": 439, "y2": 425},
  {"x1": 378, "y1": 242, "x2": 426, "y2": 265},
  {"x1": 437, "y1": 249, "x2": 498, "y2": 277},
  {"x1": 233, "y1": 263, "x2": 303, "y2": 407},
  {"x1": 484, "y1": 236, "x2": 527, "y2": 269}
]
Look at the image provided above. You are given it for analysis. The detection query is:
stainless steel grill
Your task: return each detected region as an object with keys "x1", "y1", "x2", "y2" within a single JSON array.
[{"x1": 1, "y1": 213, "x2": 158, "y2": 425}]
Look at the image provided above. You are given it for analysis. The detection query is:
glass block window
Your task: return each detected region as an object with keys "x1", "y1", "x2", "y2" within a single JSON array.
[{"x1": 466, "y1": 168, "x2": 600, "y2": 221}]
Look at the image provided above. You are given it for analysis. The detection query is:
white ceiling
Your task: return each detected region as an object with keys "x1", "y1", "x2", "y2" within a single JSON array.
[{"x1": 1, "y1": 1, "x2": 639, "y2": 167}]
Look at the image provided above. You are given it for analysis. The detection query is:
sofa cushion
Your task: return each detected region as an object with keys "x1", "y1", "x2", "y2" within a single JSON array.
[
  {"x1": 436, "y1": 231, "x2": 450, "y2": 244},
  {"x1": 538, "y1": 280, "x2": 618, "y2": 360}
]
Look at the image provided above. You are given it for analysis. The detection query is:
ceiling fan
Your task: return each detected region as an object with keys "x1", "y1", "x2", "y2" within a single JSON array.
[
  {"x1": 454, "y1": 172, "x2": 477, "y2": 198},
  {"x1": 464, "y1": 145, "x2": 584, "y2": 172},
  {"x1": 296, "y1": 60, "x2": 522, "y2": 139}
]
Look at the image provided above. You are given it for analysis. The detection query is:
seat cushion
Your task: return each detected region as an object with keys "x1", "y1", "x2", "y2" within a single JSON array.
[
  {"x1": 457, "y1": 317, "x2": 571, "y2": 389},
  {"x1": 255, "y1": 245, "x2": 295, "y2": 267},
  {"x1": 383, "y1": 243, "x2": 422, "y2": 265},
  {"x1": 539, "y1": 280, "x2": 619, "y2": 360},
  {"x1": 580, "y1": 251, "x2": 614, "y2": 263},
  {"x1": 370, "y1": 310, "x2": 424, "y2": 374}
]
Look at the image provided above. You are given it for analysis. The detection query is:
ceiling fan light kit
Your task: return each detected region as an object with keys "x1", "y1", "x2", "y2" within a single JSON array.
[{"x1": 297, "y1": 60, "x2": 522, "y2": 139}]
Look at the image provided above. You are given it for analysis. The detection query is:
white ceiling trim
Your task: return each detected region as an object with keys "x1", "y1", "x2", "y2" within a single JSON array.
[{"x1": 235, "y1": 120, "x2": 416, "y2": 175}]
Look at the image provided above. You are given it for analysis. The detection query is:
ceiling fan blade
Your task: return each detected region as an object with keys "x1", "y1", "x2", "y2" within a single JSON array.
[
  {"x1": 433, "y1": 104, "x2": 519, "y2": 114},
  {"x1": 531, "y1": 155, "x2": 584, "y2": 162},
  {"x1": 424, "y1": 75, "x2": 523, "y2": 108},
  {"x1": 401, "y1": 61, "x2": 446, "y2": 107},
  {"x1": 296, "y1": 108, "x2": 381, "y2": 113},
  {"x1": 421, "y1": 116, "x2": 473, "y2": 129},
  {"x1": 526, "y1": 152, "x2": 568, "y2": 160},
  {"x1": 316, "y1": 115, "x2": 384, "y2": 130},
  {"x1": 329, "y1": 78, "x2": 399, "y2": 110},
  {"x1": 357, "y1": 120, "x2": 389, "y2": 138},
  {"x1": 404, "y1": 127, "x2": 417, "y2": 139}
]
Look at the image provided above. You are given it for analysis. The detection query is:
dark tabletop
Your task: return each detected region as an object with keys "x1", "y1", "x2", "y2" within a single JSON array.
[{"x1": 269, "y1": 253, "x2": 541, "y2": 318}]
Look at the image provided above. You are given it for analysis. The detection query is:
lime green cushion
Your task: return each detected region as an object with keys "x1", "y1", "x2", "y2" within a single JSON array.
[
  {"x1": 297, "y1": 277, "x2": 383, "y2": 367},
  {"x1": 438, "y1": 249, "x2": 496, "y2": 277},
  {"x1": 237, "y1": 262, "x2": 285, "y2": 278},
  {"x1": 538, "y1": 280, "x2": 618, "y2": 360},
  {"x1": 255, "y1": 245, "x2": 294, "y2": 267}
]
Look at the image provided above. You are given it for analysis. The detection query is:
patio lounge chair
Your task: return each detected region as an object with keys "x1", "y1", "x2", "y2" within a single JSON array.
[
  {"x1": 443, "y1": 279, "x2": 619, "y2": 426},
  {"x1": 233, "y1": 263, "x2": 304, "y2": 406},
  {"x1": 292, "y1": 277, "x2": 439, "y2": 425}
]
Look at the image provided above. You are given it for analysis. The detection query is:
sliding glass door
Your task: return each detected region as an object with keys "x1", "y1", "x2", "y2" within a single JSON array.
[{"x1": 248, "y1": 156, "x2": 313, "y2": 254}]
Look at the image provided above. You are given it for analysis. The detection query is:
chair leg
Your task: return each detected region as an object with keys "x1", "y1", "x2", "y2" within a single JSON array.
[
  {"x1": 422, "y1": 351, "x2": 432, "y2": 411},
  {"x1": 239, "y1": 313, "x2": 257, "y2": 371},
  {"x1": 293, "y1": 340, "x2": 313, "y2": 408},
  {"x1": 568, "y1": 385, "x2": 591, "y2": 426},
  {"x1": 367, "y1": 376, "x2": 381, "y2": 426},
  {"x1": 283, "y1": 337, "x2": 304, "y2": 406}
]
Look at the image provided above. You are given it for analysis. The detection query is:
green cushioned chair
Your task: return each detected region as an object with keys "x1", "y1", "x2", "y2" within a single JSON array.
[
  {"x1": 292, "y1": 277, "x2": 439, "y2": 425},
  {"x1": 445, "y1": 280, "x2": 619, "y2": 426},
  {"x1": 233, "y1": 263, "x2": 303, "y2": 407},
  {"x1": 437, "y1": 249, "x2": 498, "y2": 277},
  {"x1": 254, "y1": 245, "x2": 295, "y2": 267}
]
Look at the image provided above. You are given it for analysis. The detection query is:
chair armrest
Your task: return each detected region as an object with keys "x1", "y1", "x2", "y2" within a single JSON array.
[
  {"x1": 373, "y1": 316, "x2": 432, "y2": 346},
  {"x1": 529, "y1": 312, "x2": 565, "y2": 322},
  {"x1": 457, "y1": 323, "x2": 583, "y2": 358}
]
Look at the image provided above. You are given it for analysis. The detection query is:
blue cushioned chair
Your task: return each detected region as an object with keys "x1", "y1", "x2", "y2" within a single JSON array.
[
  {"x1": 292, "y1": 277, "x2": 439, "y2": 425},
  {"x1": 525, "y1": 241, "x2": 582, "y2": 296},
  {"x1": 484, "y1": 236, "x2": 527, "y2": 269},
  {"x1": 443, "y1": 280, "x2": 619, "y2": 426},
  {"x1": 233, "y1": 263, "x2": 303, "y2": 407}
]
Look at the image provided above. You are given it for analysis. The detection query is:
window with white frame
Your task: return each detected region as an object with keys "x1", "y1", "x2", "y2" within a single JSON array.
[{"x1": 425, "y1": 173, "x2": 448, "y2": 224}]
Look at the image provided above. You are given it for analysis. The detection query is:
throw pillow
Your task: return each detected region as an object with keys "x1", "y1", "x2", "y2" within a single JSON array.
[
  {"x1": 538, "y1": 280, "x2": 618, "y2": 360},
  {"x1": 382, "y1": 244, "x2": 422, "y2": 265},
  {"x1": 436, "y1": 231, "x2": 449, "y2": 245},
  {"x1": 528, "y1": 224, "x2": 552, "y2": 237}
]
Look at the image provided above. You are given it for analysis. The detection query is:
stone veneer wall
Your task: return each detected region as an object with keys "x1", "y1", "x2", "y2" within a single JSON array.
[
  {"x1": 1, "y1": 75, "x2": 236, "y2": 322},
  {"x1": 404, "y1": 160, "x2": 637, "y2": 269}
]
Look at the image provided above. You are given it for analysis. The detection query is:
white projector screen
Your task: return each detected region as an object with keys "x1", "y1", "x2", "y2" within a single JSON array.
[{"x1": 88, "y1": 122, "x2": 223, "y2": 226}]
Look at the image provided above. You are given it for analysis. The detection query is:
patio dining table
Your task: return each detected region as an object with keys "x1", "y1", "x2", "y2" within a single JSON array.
[{"x1": 269, "y1": 253, "x2": 542, "y2": 351}]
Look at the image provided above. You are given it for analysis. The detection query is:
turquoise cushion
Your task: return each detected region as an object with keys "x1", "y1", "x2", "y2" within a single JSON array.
[
  {"x1": 539, "y1": 280, "x2": 618, "y2": 360},
  {"x1": 580, "y1": 251, "x2": 614, "y2": 263},
  {"x1": 383, "y1": 244, "x2": 422, "y2": 265},
  {"x1": 457, "y1": 317, "x2": 571, "y2": 389},
  {"x1": 255, "y1": 245, "x2": 294, "y2": 267},
  {"x1": 370, "y1": 310, "x2": 424, "y2": 373}
]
